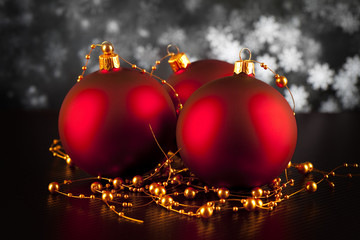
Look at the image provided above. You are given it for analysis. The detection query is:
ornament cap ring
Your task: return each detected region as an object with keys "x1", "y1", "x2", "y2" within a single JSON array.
[
  {"x1": 239, "y1": 48, "x2": 252, "y2": 61},
  {"x1": 167, "y1": 44, "x2": 180, "y2": 56}
]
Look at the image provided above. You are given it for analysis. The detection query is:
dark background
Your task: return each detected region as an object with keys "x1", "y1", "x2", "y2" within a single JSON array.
[{"x1": 1, "y1": 0, "x2": 360, "y2": 112}]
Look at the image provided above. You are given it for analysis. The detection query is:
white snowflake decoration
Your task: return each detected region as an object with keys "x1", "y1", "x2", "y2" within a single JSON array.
[
  {"x1": 22, "y1": 86, "x2": 48, "y2": 109},
  {"x1": 134, "y1": 44, "x2": 160, "y2": 69},
  {"x1": 205, "y1": 26, "x2": 241, "y2": 62},
  {"x1": 285, "y1": 85, "x2": 311, "y2": 113},
  {"x1": 157, "y1": 28, "x2": 187, "y2": 46},
  {"x1": 278, "y1": 47, "x2": 303, "y2": 73},
  {"x1": 253, "y1": 16, "x2": 280, "y2": 45},
  {"x1": 307, "y1": 63, "x2": 334, "y2": 90},
  {"x1": 319, "y1": 97, "x2": 340, "y2": 113}
]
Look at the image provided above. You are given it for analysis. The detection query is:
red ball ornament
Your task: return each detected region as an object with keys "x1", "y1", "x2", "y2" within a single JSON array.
[
  {"x1": 176, "y1": 72, "x2": 297, "y2": 188},
  {"x1": 59, "y1": 42, "x2": 177, "y2": 177},
  {"x1": 166, "y1": 51, "x2": 233, "y2": 106}
]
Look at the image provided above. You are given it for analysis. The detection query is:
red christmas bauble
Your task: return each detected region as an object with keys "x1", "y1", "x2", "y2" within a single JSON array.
[
  {"x1": 59, "y1": 68, "x2": 177, "y2": 177},
  {"x1": 176, "y1": 73, "x2": 297, "y2": 188},
  {"x1": 166, "y1": 59, "x2": 233, "y2": 106}
]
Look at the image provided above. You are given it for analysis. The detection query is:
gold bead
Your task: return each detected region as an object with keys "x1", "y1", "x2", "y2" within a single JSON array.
[
  {"x1": 184, "y1": 187, "x2": 196, "y2": 199},
  {"x1": 122, "y1": 202, "x2": 128, "y2": 207},
  {"x1": 101, "y1": 41, "x2": 114, "y2": 54},
  {"x1": 90, "y1": 44, "x2": 96, "y2": 49},
  {"x1": 90, "y1": 182, "x2": 103, "y2": 193},
  {"x1": 48, "y1": 182, "x2": 59, "y2": 194},
  {"x1": 306, "y1": 162, "x2": 314, "y2": 172},
  {"x1": 198, "y1": 205, "x2": 213, "y2": 219},
  {"x1": 343, "y1": 163, "x2": 349, "y2": 167},
  {"x1": 251, "y1": 187, "x2": 263, "y2": 198},
  {"x1": 132, "y1": 175, "x2": 144, "y2": 188},
  {"x1": 90, "y1": 195, "x2": 95, "y2": 199},
  {"x1": 102, "y1": 191, "x2": 114, "y2": 202},
  {"x1": 79, "y1": 194, "x2": 85, "y2": 199},
  {"x1": 329, "y1": 182, "x2": 335, "y2": 189},
  {"x1": 179, "y1": 209, "x2": 185, "y2": 214},
  {"x1": 123, "y1": 194, "x2": 129, "y2": 199},
  {"x1": 160, "y1": 195, "x2": 174, "y2": 207},
  {"x1": 275, "y1": 75, "x2": 288, "y2": 88},
  {"x1": 287, "y1": 161, "x2": 292, "y2": 168},
  {"x1": 155, "y1": 60, "x2": 161, "y2": 65},
  {"x1": 172, "y1": 175, "x2": 183, "y2": 185},
  {"x1": 132, "y1": 64, "x2": 137, "y2": 69},
  {"x1": 65, "y1": 156, "x2": 72, "y2": 165},
  {"x1": 82, "y1": 66, "x2": 87, "y2": 71},
  {"x1": 109, "y1": 205, "x2": 115, "y2": 210},
  {"x1": 219, "y1": 198, "x2": 226, "y2": 204},
  {"x1": 77, "y1": 75, "x2": 83, "y2": 81},
  {"x1": 255, "y1": 199, "x2": 263, "y2": 209},
  {"x1": 353, "y1": 163, "x2": 359, "y2": 168},
  {"x1": 67, "y1": 193, "x2": 73, "y2": 197},
  {"x1": 142, "y1": 69, "x2": 146, "y2": 73},
  {"x1": 284, "y1": 195, "x2": 290, "y2": 200},
  {"x1": 305, "y1": 181, "x2": 317, "y2": 193},
  {"x1": 289, "y1": 179, "x2": 295, "y2": 186},
  {"x1": 149, "y1": 182, "x2": 159, "y2": 195},
  {"x1": 118, "y1": 212, "x2": 124, "y2": 217},
  {"x1": 233, "y1": 206, "x2": 239, "y2": 212},
  {"x1": 297, "y1": 163, "x2": 310, "y2": 174},
  {"x1": 243, "y1": 198, "x2": 257, "y2": 211},
  {"x1": 161, "y1": 80, "x2": 166, "y2": 84},
  {"x1": 217, "y1": 187, "x2": 230, "y2": 199},
  {"x1": 151, "y1": 66, "x2": 156, "y2": 70},
  {"x1": 154, "y1": 185, "x2": 166, "y2": 197},
  {"x1": 347, "y1": 173, "x2": 352, "y2": 178},
  {"x1": 215, "y1": 206, "x2": 221, "y2": 211},
  {"x1": 113, "y1": 177, "x2": 124, "y2": 189},
  {"x1": 85, "y1": 54, "x2": 91, "y2": 59},
  {"x1": 173, "y1": 201, "x2": 179, "y2": 207}
]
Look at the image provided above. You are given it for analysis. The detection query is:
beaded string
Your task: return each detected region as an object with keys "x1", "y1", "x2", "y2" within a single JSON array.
[
  {"x1": 76, "y1": 42, "x2": 183, "y2": 113},
  {"x1": 49, "y1": 129, "x2": 360, "y2": 222},
  {"x1": 239, "y1": 48, "x2": 296, "y2": 115}
]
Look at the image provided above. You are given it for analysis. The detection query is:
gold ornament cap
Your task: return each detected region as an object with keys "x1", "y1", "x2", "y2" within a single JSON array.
[
  {"x1": 168, "y1": 52, "x2": 191, "y2": 72},
  {"x1": 167, "y1": 45, "x2": 190, "y2": 72},
  {"x1": 99, "y1": 41, "x2": 120, "y2": 71},
  {"x1": 234, "y1": 48, "x2": 255, "y2": 76}
]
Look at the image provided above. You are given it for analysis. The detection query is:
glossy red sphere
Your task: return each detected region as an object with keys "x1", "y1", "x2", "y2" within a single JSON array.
[
  {"x1": 176, "y1": 73, "x2": 297, "y2": 188},
  {"x1": 59, "y1": 68, "x2": 177, "y2": 177},
  {"x1": 166, "y1": 59, "x2": 233, "y2": 106}
]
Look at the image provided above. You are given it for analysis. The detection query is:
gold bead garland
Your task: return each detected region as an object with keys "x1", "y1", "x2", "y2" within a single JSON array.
[
  {"x1": 49, "y1": 126, "x2": 360, "y2": 223},
  {"x1": 76, "y1": 42, "x2": 183, "y2": 113}
]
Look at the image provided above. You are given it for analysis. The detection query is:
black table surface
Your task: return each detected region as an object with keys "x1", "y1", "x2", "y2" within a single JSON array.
[{"x1": 3, "y1": 111, "x2": 360, "y2": 240}]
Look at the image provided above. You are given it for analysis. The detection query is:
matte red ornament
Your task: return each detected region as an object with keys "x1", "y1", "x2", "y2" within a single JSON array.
[
  {"x1": 176, "y1": 73, "x2": 297, "y2": 188},
  {"x1": 166, "y1": 59, "x2": 233, "y2": 106},
  {"x1": 59, "y1": 68, "x2": 177, "y2": 177}
]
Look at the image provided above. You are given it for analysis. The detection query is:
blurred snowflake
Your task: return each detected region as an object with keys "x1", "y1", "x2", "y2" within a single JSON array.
[
  {"x1": 319, "y1": 97, "x2": 341, "y2": 113},
  {"x1": 134, "y1": 44, "x2": 160, "y2": 69},
  {"x1": 307, "y1": 63, "x2": 334, "y2": 90},
  {"x1": 44, "y1": 42, "x2": 68, "y2": 78},
  {"x1": 206, "y1": 26, "x2": 241, "y2": 62},
  {"x1": 106, "y1": 20, "x2": 120, "y2": 34},
  {"x1": 157, "y1": 28, "x2": 187, "y2": 46},
  {"x1": 330, "y1": 3, "x2": 360, "y2": 34},
  {"x1": 22, "y1": 86, "x2": 48, "y2": 109},
  {"x1": 285, "y1": 85, "x2": 311, "y2": 113},
  {"x1": 253, "y1": 16, "x2": 280, "y2": 45},
  {"x1": 184, "y1": 0, "x2": 202, "y2": 13},
  {"x1": 278, "y1": 47, "x2": 303, "y2": 73},
  {"x1": 333, "y1": 55, "x2": 360, "y2": 109},
  {"x1": 255, "y1": 54, "x2": 278, "y2": 84}
]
